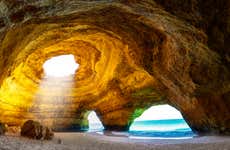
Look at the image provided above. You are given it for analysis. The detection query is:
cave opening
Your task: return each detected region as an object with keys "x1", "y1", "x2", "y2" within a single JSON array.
[
  {"x1": 129, "y1": 104, "x2": 195, "y2": 139},
  {"x1": 43, "y1": 54, "x2": 79, "y2": 77},
  {"x1": 87, "y1": 111, "x2": 104, "y2": 132}
]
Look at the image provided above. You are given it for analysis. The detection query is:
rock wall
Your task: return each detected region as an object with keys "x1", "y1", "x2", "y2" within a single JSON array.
[{"x1": 0, "y1": 0, "x2": 229, "y2": 134}]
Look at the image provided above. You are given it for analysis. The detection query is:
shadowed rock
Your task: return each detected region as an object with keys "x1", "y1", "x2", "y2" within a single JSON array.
[
  {"x1": 0, "y1": 123, "x2": 7, "y2": 135},
  {"x1": 21, "y1": 120, "x2": 54, "y2": 140}
]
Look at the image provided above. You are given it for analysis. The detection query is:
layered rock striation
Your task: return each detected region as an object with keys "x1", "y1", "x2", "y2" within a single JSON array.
[{"x1": 0, "y1": 0, "x2": 229, "y2": 134}]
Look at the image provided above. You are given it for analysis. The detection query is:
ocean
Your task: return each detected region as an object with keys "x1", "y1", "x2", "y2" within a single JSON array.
[
  {"x1": 129, "y1": 119, "x2": 196, "y2": 139},
  {"x1": 88, "y1": 119, "x2": 196, "y2": 139}
]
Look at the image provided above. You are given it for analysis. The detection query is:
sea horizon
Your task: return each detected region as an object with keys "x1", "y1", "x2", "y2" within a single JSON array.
[{"x1": 88, "y1": 119, "x2": 196, "y2": 139}]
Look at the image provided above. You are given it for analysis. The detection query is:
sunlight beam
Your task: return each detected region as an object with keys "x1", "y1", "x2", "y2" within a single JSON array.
[{"x1": 32, "y1": 54, "x2": 79, "y2": 127}]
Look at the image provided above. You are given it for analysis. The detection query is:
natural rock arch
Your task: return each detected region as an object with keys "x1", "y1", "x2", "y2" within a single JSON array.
[{"x1": 0, "y1": 0, "x2": 229, "y2": 135}]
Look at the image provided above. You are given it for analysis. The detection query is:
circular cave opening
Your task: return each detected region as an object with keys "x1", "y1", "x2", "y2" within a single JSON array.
[
  {"x1": 129, "y1": 104, "x2": 195, "y2": 139},
  {"x1": 87, "y1": 111, "x2": 104, "y2": 132},
  {"x1": 43, "y1": 54, "x2": 79, "y2": 77}
]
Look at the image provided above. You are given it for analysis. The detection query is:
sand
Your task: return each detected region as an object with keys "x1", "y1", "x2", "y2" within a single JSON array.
[{"x1": 0, "y1": 132, "x2": 229, "y2": 150}]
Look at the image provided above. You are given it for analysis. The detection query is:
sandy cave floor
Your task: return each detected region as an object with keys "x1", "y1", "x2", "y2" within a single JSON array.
[{"x1": 0, "y1": 132, "x2": 229, "y2": 150}]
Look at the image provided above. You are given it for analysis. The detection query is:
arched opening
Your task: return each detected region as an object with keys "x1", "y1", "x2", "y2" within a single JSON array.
[
  {"x1": 87, "y1": 111, "x2": 104, "y2": 132},
  {"x1": 129, "y1": 104, "x2": 195, "y2": 139}
]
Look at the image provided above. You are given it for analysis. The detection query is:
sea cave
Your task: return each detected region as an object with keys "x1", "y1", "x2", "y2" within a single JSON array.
[{"x1": 0, "y1": 0, "x2": 229, "y2": 149}]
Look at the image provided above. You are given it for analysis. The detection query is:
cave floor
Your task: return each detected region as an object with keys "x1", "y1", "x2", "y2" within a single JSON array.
[{"x1": 0, "y1": 132, "x2": 229, "y2": 150}]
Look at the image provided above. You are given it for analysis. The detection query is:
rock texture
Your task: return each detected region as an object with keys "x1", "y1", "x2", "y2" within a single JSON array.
[
  {"x1": 0, "y1": 123, "x2": 7, "y2": 135},
  {"x1": 0, "y1": 0, "x2": 229, "y2": 134},
  {"x1": 6, "y1": 126, "x2": 21, "y2": 136},
  {"x1": 21, "y1": 120, "x2": 54, "y2": 140}
]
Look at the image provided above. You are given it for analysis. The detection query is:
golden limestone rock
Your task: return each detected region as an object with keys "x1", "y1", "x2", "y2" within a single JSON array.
[{"x1": 0, "y1": 0, "x2": 229, "y2": 134}]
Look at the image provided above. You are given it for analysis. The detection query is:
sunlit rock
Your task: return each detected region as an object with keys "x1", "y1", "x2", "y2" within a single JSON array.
[{"x1": 6, "y1": 126, "x2": 21, "y2": 136}]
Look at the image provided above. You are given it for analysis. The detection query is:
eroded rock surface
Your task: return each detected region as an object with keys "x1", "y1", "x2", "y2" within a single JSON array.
[
  {"x1": 0, "y1": 123, "x2": 7, "y2": 135},
  {"x1": 0, "y1": 0, "x2": 229, "y2": 134},
  {"x1": 21, "y1": 120, "x2": 54, "y2": 140}
]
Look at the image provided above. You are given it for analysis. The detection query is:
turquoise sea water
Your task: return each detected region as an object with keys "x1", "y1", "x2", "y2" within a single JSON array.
[
  {"x1": 88, "y1": 119, "x2": 196, "y2": 139},
  {"x1": 129, "y1": 119, "x2": 195, "y2": 139}
]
